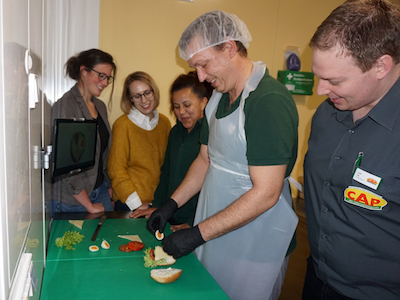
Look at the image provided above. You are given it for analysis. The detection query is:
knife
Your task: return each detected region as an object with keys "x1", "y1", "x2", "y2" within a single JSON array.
[{"x1": 91, "y1": 215, "x2": 107, "y2": 241}]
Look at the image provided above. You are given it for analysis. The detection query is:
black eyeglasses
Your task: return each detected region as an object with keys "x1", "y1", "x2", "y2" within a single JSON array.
[
  {"x1": 87, "y1": 68, "x2": 114, "y2": 84},
  {"x1": 130, "y1": 89, "x2": 154, "y2": 103}
]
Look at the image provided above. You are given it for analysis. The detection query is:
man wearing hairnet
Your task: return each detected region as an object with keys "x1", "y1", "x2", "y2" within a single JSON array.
[{"x1": 148, "y1": 10, "x2": 299, "y2": 300}]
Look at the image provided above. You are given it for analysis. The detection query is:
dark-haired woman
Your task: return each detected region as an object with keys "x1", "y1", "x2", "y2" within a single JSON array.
[
  {"x1": 130, "y1": 71, "x2": 212, "y2": 231},
  {"x1": 51, "y1": 48, "x2": 116, "y2": 214}
]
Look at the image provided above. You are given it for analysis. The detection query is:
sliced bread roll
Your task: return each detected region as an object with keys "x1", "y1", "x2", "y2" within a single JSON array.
[
  {"x1": 154, "y1": 246, "x2": 176, "y2": 266},
  {"x1": 150, "y1": 267, "x2": 182, "y2": 283}
]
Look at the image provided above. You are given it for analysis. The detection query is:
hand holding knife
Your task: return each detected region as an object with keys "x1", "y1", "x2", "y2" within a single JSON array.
[{"x1": 91, "y1": 215, "x2": 107, "y2": 241}]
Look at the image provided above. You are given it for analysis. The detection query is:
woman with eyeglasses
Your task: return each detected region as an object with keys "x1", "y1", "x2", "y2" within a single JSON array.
[
  {"x1": 130, "y1": 71, "x2": 212, "y2": 231},
  {"x1": 51, "y1": 49, "x2": 116, "y2": 214},
  {"x1": 108, "y1": 71, "x2": 171, "y2": 211}
]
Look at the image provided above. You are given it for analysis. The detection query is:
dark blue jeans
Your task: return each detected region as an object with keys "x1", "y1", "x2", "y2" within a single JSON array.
[
  {"x1": 302, "y1": 257, "x2": 355, "y2": 300},
  {"x1": 52, "y1": 181, "x2": 113, "y2": 213}
]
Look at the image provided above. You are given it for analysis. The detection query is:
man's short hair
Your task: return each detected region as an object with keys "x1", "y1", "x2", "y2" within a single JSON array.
[
  {"x1": 310, "y1": 0, "x2": 400, "y2": 72},
  {"x1": 215, "y1": 41, "x2": 248, "y2": 57}
]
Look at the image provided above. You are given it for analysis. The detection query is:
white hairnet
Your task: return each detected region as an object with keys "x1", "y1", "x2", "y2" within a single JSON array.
[{"x1": 178, "y1": 10, "x2": 252, "y2": 61}]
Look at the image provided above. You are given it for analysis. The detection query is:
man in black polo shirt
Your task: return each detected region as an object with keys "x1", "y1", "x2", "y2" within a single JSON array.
[{"x1": 303, "y1": 0, "x2": 400, "y2": 299}]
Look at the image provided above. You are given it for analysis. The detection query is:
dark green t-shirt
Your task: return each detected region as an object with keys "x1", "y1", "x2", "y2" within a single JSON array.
[
  {"x1": 152, "y1": 119, "x2": 203, "y2": 226},
  {"x1": 201, "y1": 70, "x2": 299, "y2": 256},
  {"x1": 200, "y1": 70, "x2": 298, "y2": 178}
]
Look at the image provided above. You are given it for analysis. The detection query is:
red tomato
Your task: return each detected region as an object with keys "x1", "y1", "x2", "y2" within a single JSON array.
[
  {"x1": 119, "y1": 244, "x2": 133, "y2": 252},
  {"x1": 149, "y1": 249, "x2": 155, "y2": 260},
  {"x1": 127, "y1": 241, "x2": 145, "y2": 251}
]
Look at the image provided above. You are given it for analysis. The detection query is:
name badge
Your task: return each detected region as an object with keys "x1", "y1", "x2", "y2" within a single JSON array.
[{"x1": 352, "y1": 167, "x2": 381, "y2": 190}]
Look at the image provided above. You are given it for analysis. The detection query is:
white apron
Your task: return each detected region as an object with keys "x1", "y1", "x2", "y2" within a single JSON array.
[{"x1": 194, "y1": 61, "x2": 298, "y2": 300}]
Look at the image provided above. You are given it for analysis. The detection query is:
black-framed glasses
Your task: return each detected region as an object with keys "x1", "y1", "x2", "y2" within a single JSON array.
[
  {"x1": 87, "y1": 68, "x2": 114, "y2": 84},
  {"x1": 130, "y1": 89, "x2": 154, "y2": 103}
]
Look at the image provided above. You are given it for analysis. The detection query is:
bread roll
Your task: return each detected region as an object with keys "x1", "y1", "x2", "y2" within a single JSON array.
[
  {"x1": 154, "y1": 246, "x2": 176, "y2": 266},
  {"x1": 150, "y1": 268, "x2": 182, "y2": 283}
]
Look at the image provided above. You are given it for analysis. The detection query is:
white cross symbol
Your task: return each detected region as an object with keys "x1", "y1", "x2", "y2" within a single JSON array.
[{"x1": 287, "y1": 73, "x2": 293, "y2": 80}]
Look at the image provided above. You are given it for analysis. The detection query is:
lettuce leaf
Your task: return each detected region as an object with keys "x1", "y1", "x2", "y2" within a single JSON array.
[{"x1": 55, "y1": 231, "x2": 84, "y2": 250}]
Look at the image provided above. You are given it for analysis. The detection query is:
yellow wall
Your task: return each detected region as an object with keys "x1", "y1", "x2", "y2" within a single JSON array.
[{"x1": 99, "y1": 0, "x2": 344, "y2": 184}]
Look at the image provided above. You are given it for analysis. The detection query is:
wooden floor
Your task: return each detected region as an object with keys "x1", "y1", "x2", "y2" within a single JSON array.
[{"x1": 279, "y1": 198, "x2": 310, "y2": 300}]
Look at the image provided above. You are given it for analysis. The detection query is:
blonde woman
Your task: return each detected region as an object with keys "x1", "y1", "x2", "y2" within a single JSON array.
[{"x1": 108, "y1": 71, "x2": 171, "y2": 211}]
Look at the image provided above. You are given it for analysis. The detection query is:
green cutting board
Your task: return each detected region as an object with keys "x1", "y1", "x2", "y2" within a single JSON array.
[{"x1": 41, "y1": 219, "x2": 228, "y2": 300}]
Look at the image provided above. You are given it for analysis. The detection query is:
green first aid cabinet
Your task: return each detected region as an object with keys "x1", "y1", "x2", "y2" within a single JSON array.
[{"x1": 277, "y1": 70, "x2": 314, "y2": 95}]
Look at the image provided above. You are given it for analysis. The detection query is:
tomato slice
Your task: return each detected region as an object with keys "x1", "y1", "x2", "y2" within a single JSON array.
[
  {"x1": 119, "y1": 244, "x2": 133, "y2": 252},
  {"x1": 127, "y1": 241, "x2": 145, "y2": 251},
  {"x1": 149, "y1": 249, "x2": 155, "y2": 260}
]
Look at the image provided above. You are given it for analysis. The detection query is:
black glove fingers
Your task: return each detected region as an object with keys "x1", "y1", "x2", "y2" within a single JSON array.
[
  {"x1": 161, "y1": 225, "x2": 205, "y2": 259},
  {"x1": 146, "y1": 198, "x2": 178, "y2": 236}
]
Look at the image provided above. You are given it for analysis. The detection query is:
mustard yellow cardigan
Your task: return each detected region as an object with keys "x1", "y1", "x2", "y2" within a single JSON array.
[{"x1": 107, "y1": 113, "x2": 171, "y2": 204}]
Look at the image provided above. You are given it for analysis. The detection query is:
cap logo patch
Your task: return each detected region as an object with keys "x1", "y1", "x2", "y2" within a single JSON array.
[{"x1": 344, "y1": 186, "x2": 387, "y2": 211}]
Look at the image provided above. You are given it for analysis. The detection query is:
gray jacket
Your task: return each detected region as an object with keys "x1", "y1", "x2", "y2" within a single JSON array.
[{"x1": 51, "y1": 84, "x2": 112, "y2": 205}]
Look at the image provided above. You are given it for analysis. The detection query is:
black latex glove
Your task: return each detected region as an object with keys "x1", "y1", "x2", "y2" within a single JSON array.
[
  {"x1": 162, "y1": 225, "x2": 205, "y2": 259},
  {"x1": 147, "y1": 198, "x2": 178, "y2": 235}
]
